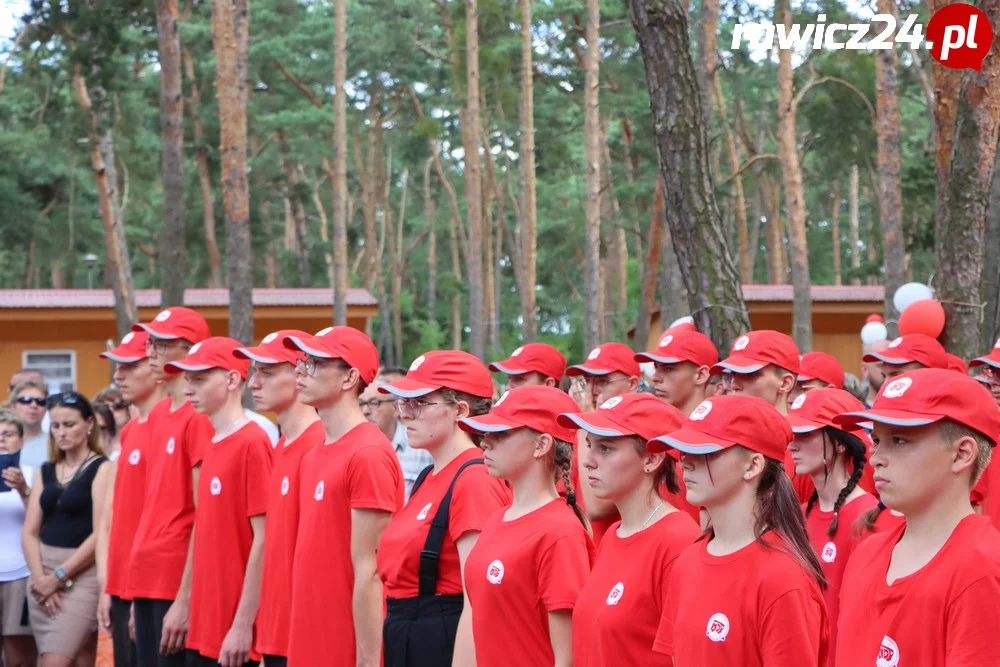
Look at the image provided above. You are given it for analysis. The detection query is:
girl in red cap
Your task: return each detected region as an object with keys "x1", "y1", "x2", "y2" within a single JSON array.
[
  {"x1": 648, "y1": 394, "x2": 830, "y2": 666},
  {"x1": 458, "y1": 385, "x2": 594, "y2": 667},
  {"x1": 376, "y1": 351, "x2": 511, "y2": 667},
  {"x1": 785, "y1": 387, "x2": 880, "y2": 667},
  {"x1": 560, "y1": 393, "x2": 700, "y2": 667},
  {"x1": 833, "y1": 369, "x2": 1000, "y2": 665}
]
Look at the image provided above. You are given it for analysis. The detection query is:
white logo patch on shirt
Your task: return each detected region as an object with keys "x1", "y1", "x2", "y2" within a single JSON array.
[
  {"x1": 821, "y1": 541, "x2": 837, "y2": 563},
  {"x1": 166, "y1": 437, "x2": 176, "y2": 455},
  {"x1": 882, "y1": 377, "x2": 913, "y2": 399},
  {"x1": 314, "y1": 480, "x2": 325, "y2": 501},
  {"x1": 706, "y1": 612, "x2": 730, "y2": 642},
  {"x1": 690, "y1": 401, "x2": 713, "y2": 421},
  {"x1": 587, "y1": 347, "x2": 602, "y2": 361},
  {"x1": 210, "y1": 477, "x2": 222, "y2": 496},
  {"x1": 128, "y1": 449, "x2": 141, "y2": 465},
  {"x1": 281, "y1": 476, "x2": 290, "y2": 496},
  {"x1": 416, "y1": 503, "x2": 433, "y2": 521},
  {"x1": 732, "y1": 335, "x2": 750, "y2": 351},
  {"x1": 877, "y1": 635, "x2": 900, "y2": 667},
  {"x1": 486, "y1": 560, "x2": 505, "y2": 585},
  {"x1": 606, "y1": 582, "x2": 625, "y2": 606}
]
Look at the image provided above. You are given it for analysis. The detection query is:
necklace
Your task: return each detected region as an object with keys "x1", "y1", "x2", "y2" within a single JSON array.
[
  {"x1": 640, "y1": 501, "x2": 665, "y2": 531},
  {"x1": 215, "y1": 414, "x2": 249, "y2": 441}
]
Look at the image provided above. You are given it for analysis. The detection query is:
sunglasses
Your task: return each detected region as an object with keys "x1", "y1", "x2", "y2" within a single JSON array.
[
  {"x1": 46, "y1": 391, "x2": 87, "y2": 408},
  {"x1": 15, "y1": 396, "x2": 46, "y2": 407},
  {"x1": 100, "y1": 400, "x2": 130, "y2": 411}
]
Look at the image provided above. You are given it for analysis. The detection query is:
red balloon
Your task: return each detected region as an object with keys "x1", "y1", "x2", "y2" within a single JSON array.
[
  {"x1": 866, "y1": 313, "x2": 884, "y2": 324},
  {"x1": 898, "y1": 299, "x2": 946, "y2": 339}
]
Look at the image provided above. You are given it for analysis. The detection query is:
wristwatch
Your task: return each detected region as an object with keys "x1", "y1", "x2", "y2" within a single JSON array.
[{"x1": 54, "y1": 567, "x2": 73, "y2": 589}]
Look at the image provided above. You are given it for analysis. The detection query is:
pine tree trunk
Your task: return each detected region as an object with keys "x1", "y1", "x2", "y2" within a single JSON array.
[
  {"x1": 331, "y1": 0, "x2": 348, "y2": 325},
  {"x1": 584, "y1": 0, "x2": 603, "y2": 352},
  {"x1": 211, "y1": 0, "x2": 253, "y2": 344},
  {"x1": 696, "y1": 0, "x2": 719, "y2": 129},
  {"x1": 449, "y1": 215, "x2": 463, "y2": 349},
  {"x1": 157, "y1": 0, "x2": 186, "y2": 306},
  {"x1": 983, "y1": 142, "x2": 1000, "y2": 349},
  {"x1": 71, "y1": 70, "x2": 137, "y2": 339},
  {"x1": 875, "y1": 0, "x2": 906, "y2": 325},
  {"x1": 311, "y1": 161, "x2": 334, "y2": 287},
  {"x1": 929, "y1": 0, "x2": 963, "y2": 253},
  {"x1": 182, "y1": 44, "x2": 222, "y2": 288},
  {"x1": 936, "y1": 0, "x2": 1000, "y2": 358},
  {"x1": 634, "y1": 176, "x2": 665, "y2": 351},
  {"x1": 626, "y1": 0, "x2": 749, "y2": 351},
  {"x1": 464, "y1": 0, "x2": 486, "y2": 359},
  {"x1": 714, "y1": 75, "x2": 750, "y2": 283},
  {"x1": 849, "y1": 164, "x2": 861, "y2": 285},
  {"x1": 425, "y1": 158, "x2": 438, "y2": 322},
  {"x1": 831, "y1": 181, "x2": 842, "y2": 286},
  {"x1": 518, "y1": 0, "x2": 537, "y2": 341},
  {"x1": 775, "y1": 0, "x2": 812, "y2": 351}
]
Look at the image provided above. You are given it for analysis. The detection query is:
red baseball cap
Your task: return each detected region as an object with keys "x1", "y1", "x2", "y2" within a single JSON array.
[
  {"x1": 786, "y1": 388, "x2": 871, "y2": 443},
  {"x1": 378, "y1": 350, "x2": 493, "y2": 399},
  {"x1": 635, "y1": 330, "x2": 719, "y2": 368},
  {"x1": 567, "y1": 342, "x2": 641, "y2": 377},
  {"x1": 164, "y1": 337, "x2": 250, "y2": 380},
  {"x1": 101, "y1": 331, "x2": 149, "y2": 363},
  {"x1": 797, "y1": 352, "x2": 845, "y2": 389},
  {"x1": 558, "y1": 393, "x2": 687, "y2": 460},
  {"x1": 647, "y1": 395, "x2": 793, "y2": 462},
  {"x1": 489, "y1": 343, "x2": 567, "y2": 382},
  {"x1": 834, "y1": 368, "x2": 1000, "y2": 446},
  {"x1": 133, "y1": 307, "x2": 211, "y2": 343},
  {"x1": 970, "y1": 337, "x2": 1000, "y2": 370},
  {"x1": 711, "y1": 330, "x2": 800, "y2": 375},
  {"x1": 945, "y1": 353, "x2": 969, "y2": 376},
  {"x1": 458, "y1": 385, "x2": 580, "y2": 443},
  {"x1": 283, "y1": 326, "x2": 380, "y2": 384},
  {"x1": 862, "y1": 334, "x2": 948, "y2": 369},
  {"x1": 234, "y1": 329, "x2": 311, "y2": 365}
]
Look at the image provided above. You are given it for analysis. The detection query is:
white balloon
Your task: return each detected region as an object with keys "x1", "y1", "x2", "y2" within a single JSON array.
[
  {"x1": 860, "y1": 321, "x2": 889, "y2": 344},
  {"x1": 669, "y1": 315, "x2": 695, "y2": 328},
  {"x1": 893, "y1": 282, "x2": 933, "y2": 313}
]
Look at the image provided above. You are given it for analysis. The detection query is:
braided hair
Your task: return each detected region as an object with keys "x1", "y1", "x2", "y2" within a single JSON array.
[
  {"x1": 804, "y1": 427, "x2": 868, "y2": 537},
  {"x1": 553, "y1": 438, "x2": 591, "y2": 535}
]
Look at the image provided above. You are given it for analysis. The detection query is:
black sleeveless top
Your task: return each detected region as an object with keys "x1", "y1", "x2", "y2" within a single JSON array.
[{"x1": 39, "y1": 456, "x2": 107, "y2": 548}]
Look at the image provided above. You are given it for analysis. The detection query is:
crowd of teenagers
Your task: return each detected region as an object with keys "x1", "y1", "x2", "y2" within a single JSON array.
[{"x1": 1, "y1": 307, "x2": 1000, "y2": 667}]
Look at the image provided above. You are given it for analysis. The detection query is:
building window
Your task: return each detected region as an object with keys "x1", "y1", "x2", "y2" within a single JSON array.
[{"x1": 21, "y1": 350, "x2": 77, "y2": 395}]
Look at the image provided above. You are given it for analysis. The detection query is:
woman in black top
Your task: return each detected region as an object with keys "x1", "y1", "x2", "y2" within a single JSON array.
[{"x1": 22, "y1": 392, "x2": 110, "y2": 667}]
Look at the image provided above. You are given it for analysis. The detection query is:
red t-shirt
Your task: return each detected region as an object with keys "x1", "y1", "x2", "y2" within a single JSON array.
[
  {"x1": 186, "y1": 422, "x2": 272, "y2": 660},
  {"x1": 836, "y1": 514, "x2": 1000, "y2": 666},
  {"x1": 804, "y1": 492, "x2": 878, "y2": 667},
  {"x1": 377, "y1": 448, "x2": 511, "y2": 598},
  {"x1": 105, "y1": 418, "x2": 146, "y2": 599},
  {"x1": 287, "y1": 421, "x2": 404, "y2": 667},
  {"x1": 572, "y1": 511, "x2": 700, "y2": 667},
  {"x1": 465, "y1": 499, "x2": 595, "y2": 667},
  {"x1": 126, "y1": 399, "x2": 213, "y2": 600},
  {"x1": 255, "y1": 420, "x2": 324, "y2": 658},
  {"x1": 655, "y1": 532, "x2": 830, "y2": 666}
]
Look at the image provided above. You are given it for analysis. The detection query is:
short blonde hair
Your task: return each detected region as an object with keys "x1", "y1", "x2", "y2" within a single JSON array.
[{"x1": 939, "y1": 420, "x2": 993, "y2": 486}]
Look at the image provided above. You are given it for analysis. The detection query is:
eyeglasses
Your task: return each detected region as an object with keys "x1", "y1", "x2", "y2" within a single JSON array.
[
  {"x1": 143, "y1": 338, "x2": 191, "y2": 356},
  {"x1": 585, "y1": 375, "x2": 630, "y2": 392},
  {"x1": 395, "y1": 398, "x2": 456, "y2": 417},
  {"x1": 15, "y1": 396, "x2": 46, "y2": 407},
  {"x1": 295, "y1": 356, "x2": 346, "y2": 377},
  {"x1": 359, "y1": 397, "x2": 396, "y2": 411}
]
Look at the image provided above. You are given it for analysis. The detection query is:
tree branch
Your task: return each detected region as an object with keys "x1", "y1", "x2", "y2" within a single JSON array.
[
  {"x1": 0, "y1": 21, "x2": 38, "y2": 96},
  {"x1": 412, "y1": 37, "x2": 449, "y2": 63},
  {"x1": 272, "y1": 59, "x2": 323, "y2": 109},
  {"x1": 793, "y1": 75, "x2": 875, "y2": 125},
  {"x1": 720, "y1": 153, "x2": 780, "y2": 184}
]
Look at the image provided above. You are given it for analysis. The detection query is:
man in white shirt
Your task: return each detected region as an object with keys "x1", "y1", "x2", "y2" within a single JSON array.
[
  {"x1": 8, "y1": 380, "x2": 49, "y2": 470},
  {"x1": 359, "y1": 367, "x2": 431, "y2": 501}
]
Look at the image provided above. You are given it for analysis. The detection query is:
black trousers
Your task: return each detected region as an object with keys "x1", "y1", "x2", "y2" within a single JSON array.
[
  {"x1": 383, "y1": 594, "x2": 464, "y2": 667},
  {"x1": 185, "y1": 649, "x2": 259, "y2": 667},
  {"x1": 262, "y1": 656, "x2": 287, "y2": 667},
  {"x1": 110, "y1": 595, "x2": 138, "y2": 667},
  {"x1": 132, "y1": 598, "x2": 186, "y2": 667}
]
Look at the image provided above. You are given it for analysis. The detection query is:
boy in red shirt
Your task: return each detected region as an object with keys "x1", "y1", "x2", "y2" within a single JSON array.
[
  {"x1": 164, "y1": 337, "x2": 273, "y2": 667},
  {"x1": 96, "y1": 330, "x2": 164, "y2": 667},
  {"x1": 566, "y1": 342, "x2": 641, "y2": 544},
  {"x1": 489, "y1": 342, "x2": 567, "y2": 389},
  {"x1": 833, "y1": 368, "x2": 1000, "y2": 666},
  {"x1": 127, "y1": 307, "x2": 213, "y2": 667},
  {"x1": 235, "y1": 331, "x2": 323, "y2": 667},
  {"x1": 283, "y1": 327, "x2": 404, "y2": 667}
]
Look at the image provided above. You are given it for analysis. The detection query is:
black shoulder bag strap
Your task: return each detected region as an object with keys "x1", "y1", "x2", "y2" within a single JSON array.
[
  {"x1": 409, "y1": 463, "x2": 434, "y2": 499},
  {"x1": 417, "y1": 458, "x2": 485, "y2": 597}
]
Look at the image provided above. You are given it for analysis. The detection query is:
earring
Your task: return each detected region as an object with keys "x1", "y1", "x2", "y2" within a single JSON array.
[{"x1": 743, "y1": 472, "x2": 751, "y2": 480}]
